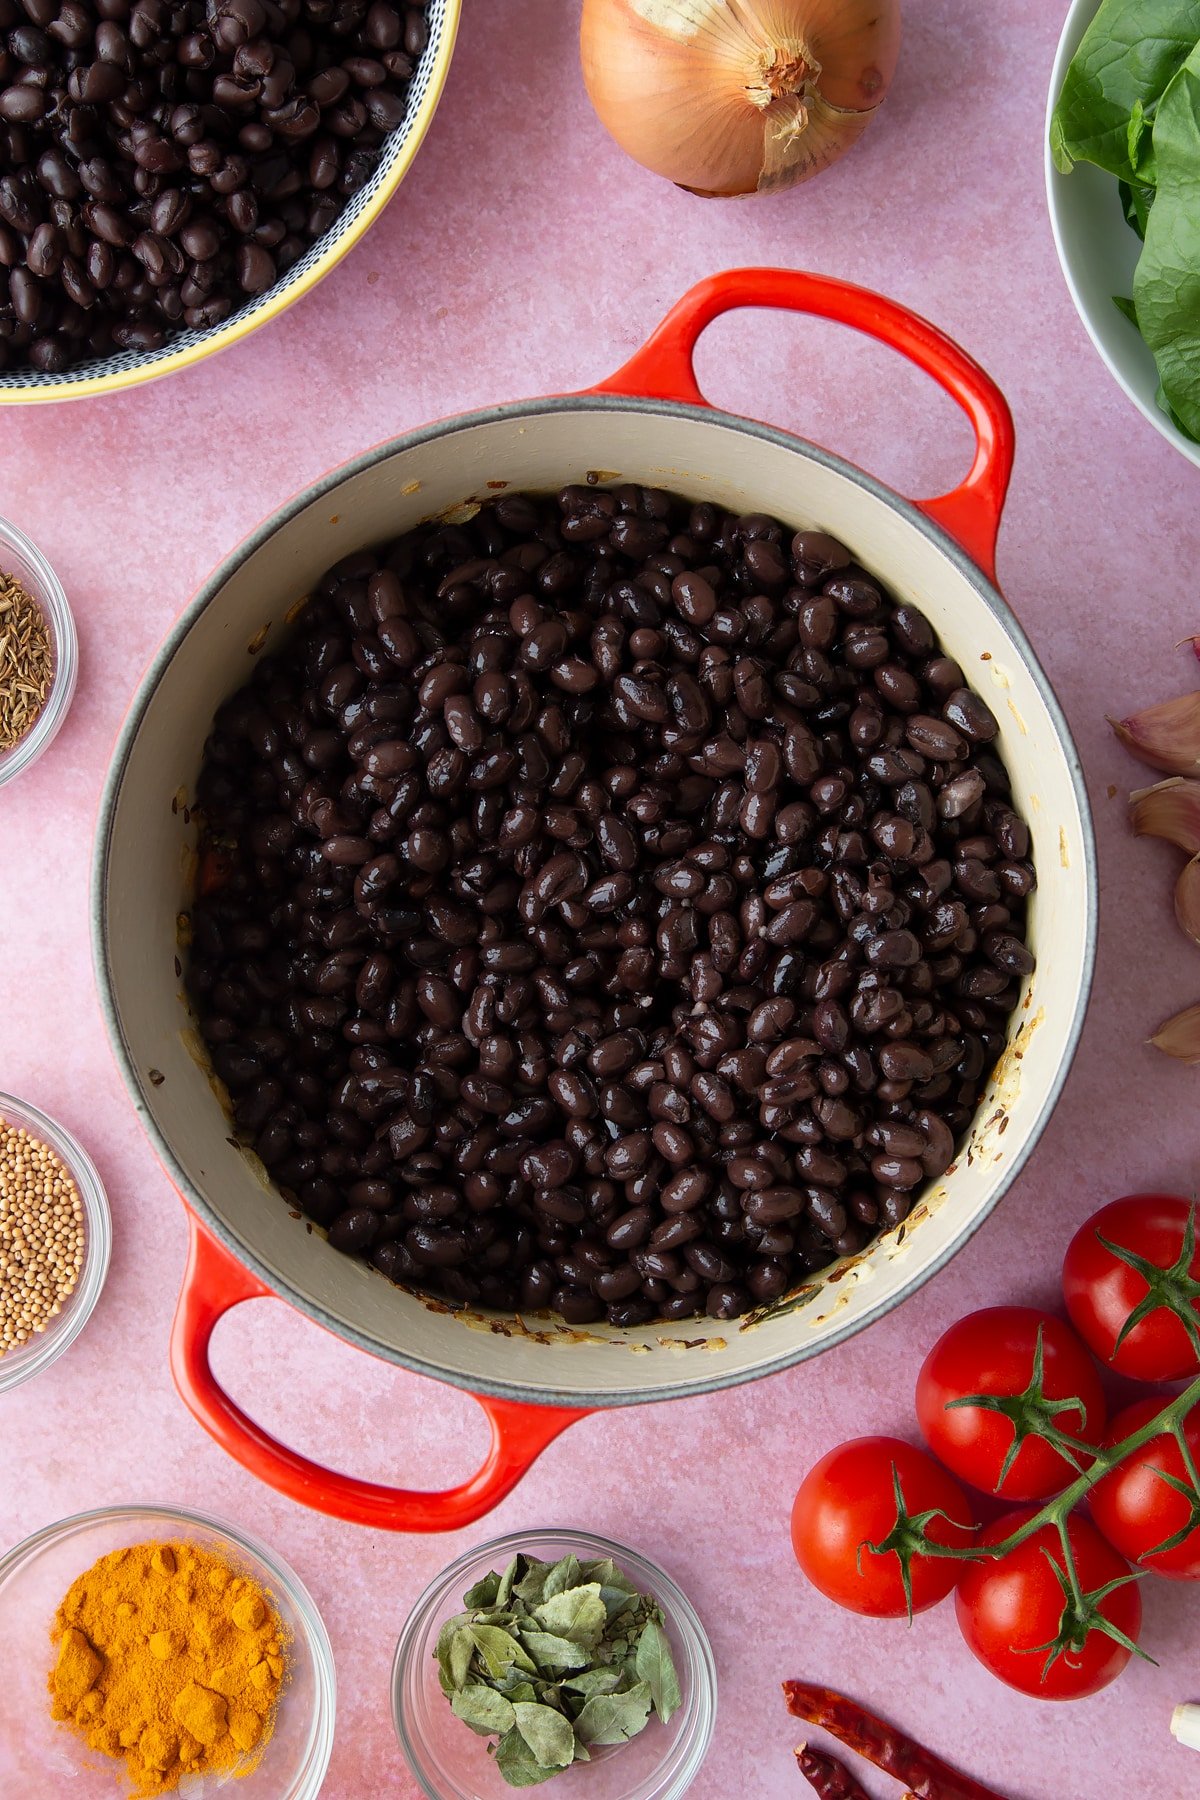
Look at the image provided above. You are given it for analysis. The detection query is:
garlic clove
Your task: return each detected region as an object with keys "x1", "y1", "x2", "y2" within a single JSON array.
[
  {"x1": 1178, "y1": 857, "x2": 1200, "y2": 949},
  {"x1": 1110, "y1": 692, "x2": 1200, "y2": 774},
  {"x1": 1150, "y1": 1001, "x2": 1200, "y2": 1063},
  {"x1": 1171, "y1": 1703, "x2": 1200, "y2": 1751},
  {"x1": 1129, "y1": 778, "x2": 1200, "y2": 854}
]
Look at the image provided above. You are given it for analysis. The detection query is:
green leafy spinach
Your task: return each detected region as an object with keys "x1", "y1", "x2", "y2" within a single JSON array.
[
  {"x1": 1051, "y1": 0, "x2": 1200, "y2": 443},
  {"x1": 1133, "y1": 44, "x2": 1200, "y2": 438},
  {"x1": 1051, "y1": 0, "x2": 1200, "y2": 179},
  {"x1": 1117, "y1": 177, "x2": 1155, "y2": 239}
]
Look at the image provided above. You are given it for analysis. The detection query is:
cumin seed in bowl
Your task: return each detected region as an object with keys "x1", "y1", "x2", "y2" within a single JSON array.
[{"x1": 0, "y1": 516, "x2": 77, "y2": 788}]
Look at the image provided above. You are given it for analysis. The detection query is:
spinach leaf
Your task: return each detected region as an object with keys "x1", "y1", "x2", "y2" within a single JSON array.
[
  {"x1": 1051, "y1": 0, "x2": 1200, "y2": 181},
  {"x1": 1118, "y1": 178, "x2": 1156, "y2": 239},
  {"x1": 1130, "y1": 100, "x2": 1152, "y2": 181},
  {"x1": 1157, "y1": 373, "x2": 1193, "y2": 431},
  {"x1": 1133, "y1": 44, "x2": 1200, "y2": 440}
]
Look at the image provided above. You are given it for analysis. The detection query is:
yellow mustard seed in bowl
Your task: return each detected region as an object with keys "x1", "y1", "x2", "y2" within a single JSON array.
[{"x1": 0, "y1": 1117, "x2": 85, "y2": 1355}]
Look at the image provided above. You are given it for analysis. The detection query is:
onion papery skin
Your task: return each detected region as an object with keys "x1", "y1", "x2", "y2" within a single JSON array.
[{"x1": 580, "y1": 0, "x2": 902, "y2": 198}]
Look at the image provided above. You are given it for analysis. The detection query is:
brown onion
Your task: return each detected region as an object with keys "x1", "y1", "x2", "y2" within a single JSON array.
[{"x1": 580, "y1": 0, "x2": 902, "y2": 198}]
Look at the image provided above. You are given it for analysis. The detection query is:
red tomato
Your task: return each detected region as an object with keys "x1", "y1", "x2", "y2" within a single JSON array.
[
  {"x1": 955, "y1": 1510, "x2": 1141, "y2": 1700},
  {"x1": 1062, "y1": 1194, "x2": 1200, "y2": 1381},
  {"x1": 791, "y1": 1436, "x2": 976, "y2": 1618},
  {"x1": 915, "y1": 1306, "x2": 1106, "y2": 1500},
  {"x1": 1090, "y1": 1399, "x2": 1200, "y2": 1580}
]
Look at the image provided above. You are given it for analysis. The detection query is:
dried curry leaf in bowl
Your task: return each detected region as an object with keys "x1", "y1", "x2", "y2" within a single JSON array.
[{"x1": 435, "y1": 1551, "x2": 682, "y2": 1786}]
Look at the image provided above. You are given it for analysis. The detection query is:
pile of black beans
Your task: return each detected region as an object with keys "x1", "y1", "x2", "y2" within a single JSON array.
[
  {"x1": 188, "y1": 485, "x2": 1036, "y2": 1327},
  {"x1": 0, "y1": 0, "x2": 429, "y2": 371}
]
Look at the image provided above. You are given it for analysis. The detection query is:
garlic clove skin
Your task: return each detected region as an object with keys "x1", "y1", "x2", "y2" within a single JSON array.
[
  {"x1": 1150, "y1": 1001, "x2": 1200, "y2": 1063},
  {"x1": 580, "y1": 0, "x2": 900, "y2": 199},
  {"x1": 1110, "y1": 692, "x2": 1200, "y2": 775},
  {"x1": 1129, "y1": 778, "x2": 1200, "y2": 854},
  {"x1": 1178, "y1": 857, "x2": 1200, "y2": 950}
]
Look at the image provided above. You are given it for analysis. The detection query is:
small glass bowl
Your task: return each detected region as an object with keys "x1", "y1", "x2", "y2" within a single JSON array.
[
  {"x1": 0, "y1": 1504, "x2": 336, "y2": 1797},
  {"x1": 0, "y1": 1090, "x2": 111, "y2": 1395},
  {"x1": 0, "y1": 514, "x2": 77, "y2": 788},
  {"x1": 392, "y1": 1528, "x2": 716, "y2": 1800}
]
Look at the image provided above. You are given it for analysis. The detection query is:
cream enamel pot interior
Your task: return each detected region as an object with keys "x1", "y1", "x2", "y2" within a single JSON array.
[{"x1": 94, "y1": 269, "x2": 1097, "y2": 1532}]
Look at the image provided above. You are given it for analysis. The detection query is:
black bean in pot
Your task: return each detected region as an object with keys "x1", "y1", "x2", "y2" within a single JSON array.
[{"x1": 188, "y1": 488, "x2": 1036, "y2": 1327}]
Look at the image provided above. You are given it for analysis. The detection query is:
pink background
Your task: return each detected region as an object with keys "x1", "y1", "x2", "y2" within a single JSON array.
[{"x1": 3, "y1": 1, "x2": 1199, "y2": 1794}]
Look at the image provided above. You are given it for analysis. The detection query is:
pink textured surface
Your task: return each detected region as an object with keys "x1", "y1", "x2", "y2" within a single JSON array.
[{"x1": 2, "y1": 1, "x2": 1198, "y2": 1795}]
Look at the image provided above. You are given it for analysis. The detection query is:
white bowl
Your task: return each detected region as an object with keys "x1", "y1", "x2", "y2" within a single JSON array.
[{"x1": 1045, "y1": 0, "x2": 1200, "y2": 468}]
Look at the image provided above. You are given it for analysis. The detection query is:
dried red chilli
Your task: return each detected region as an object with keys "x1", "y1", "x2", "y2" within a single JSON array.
[
  {"x1": 783, "y1": 1684, "x2": 1010, "y2": 1800},
  {"x1": 795, "y1": 1744, "x2": 872, "y2": 1799}
]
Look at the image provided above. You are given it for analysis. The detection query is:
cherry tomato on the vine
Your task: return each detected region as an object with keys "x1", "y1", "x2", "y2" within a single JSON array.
[
  {"x1": 791, "y1": 1436, "x2": 976, "y2": 1618},
  {"x1": 915, "y1": 1306, "x2": 1106, "y2": 1501},
  {"x1": 955, "y1": 1510, "x2": 1142, "y2": 1700},
  {"x1": 1062, "y1": 1194, "x2": 1200, "y2": 1381},
  {"x1": 1090, "y1": 1399, "x2": 1200, "y2": 1580}
]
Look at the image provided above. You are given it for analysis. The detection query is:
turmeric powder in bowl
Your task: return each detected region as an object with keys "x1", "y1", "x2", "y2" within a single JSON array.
[{"x1": 48, "y1": 1538, "x2": 287, "y2": 1796}]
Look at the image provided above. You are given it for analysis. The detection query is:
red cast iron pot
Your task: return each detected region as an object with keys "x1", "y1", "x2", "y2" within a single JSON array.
[{"x1": 93, "y1": 268, "x2": 1096, "y2": 1530}]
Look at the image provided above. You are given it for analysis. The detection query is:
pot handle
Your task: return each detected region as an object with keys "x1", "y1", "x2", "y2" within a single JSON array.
[
  {"x1": 588, "y1": 267, "x2": 1015, "y2": 586},
  {"x1": 170, "y1": 1214, "x2": 591, "y2": 1531}
]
